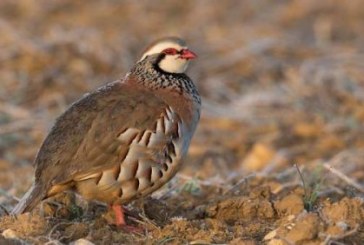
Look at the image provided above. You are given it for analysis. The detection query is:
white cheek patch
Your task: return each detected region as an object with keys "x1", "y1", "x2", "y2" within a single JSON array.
[{"x1": 158, "y1": 55, "x2": 189, "y2": 73}]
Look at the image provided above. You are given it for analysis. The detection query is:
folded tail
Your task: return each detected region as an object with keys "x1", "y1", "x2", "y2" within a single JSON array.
[{"x1": 11, "y1": 183, "x2": 46, "y2": 215}]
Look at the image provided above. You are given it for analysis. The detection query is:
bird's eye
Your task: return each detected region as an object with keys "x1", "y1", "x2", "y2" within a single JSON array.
[{"x1": 162, "y1": 48, "x2": 178, "y2": 55}]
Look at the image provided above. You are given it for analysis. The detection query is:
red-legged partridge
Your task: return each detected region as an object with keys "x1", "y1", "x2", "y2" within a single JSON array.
[{"x1": 12, "y1": 37, "x2": 201, "y2": 225}]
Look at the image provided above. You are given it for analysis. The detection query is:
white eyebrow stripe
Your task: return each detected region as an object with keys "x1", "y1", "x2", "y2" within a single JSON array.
[{"x1": 140, "y1": 41, "x2": 187, "y2": 61}]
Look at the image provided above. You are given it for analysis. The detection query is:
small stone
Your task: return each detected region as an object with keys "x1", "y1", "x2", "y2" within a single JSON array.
[
  {"x1": 2, "y1": 229, "x2": 19, "y2": 239},
  {"x1": 70, "y1": 238, "x2": 95, "y2": 245},
  {"x1": 190, "y1": 240, "x2": 211, "y2": 245},
  {"x1": 336, "y1": 221, "x2": 348, "y2": 231},
  {"x1": 287, "y1": 215, "x2": 295, "y2": 221},
  {"x1": 230, "y1": 238, "x2": 257, "y2": 245},
  {"x1": 264, "y1": 229, "x2": 277, "y2": 240},
  {"x1": 267, "y1": 239, "x2": 288, "y2": 245}
]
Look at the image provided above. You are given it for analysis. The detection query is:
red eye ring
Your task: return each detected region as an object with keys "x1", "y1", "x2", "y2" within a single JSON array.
[{"x1": 162, "y1": 48, "x2": 178, "y2": 55}]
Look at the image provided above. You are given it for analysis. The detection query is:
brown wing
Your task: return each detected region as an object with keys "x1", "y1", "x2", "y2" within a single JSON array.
[{"x1": 34, "y1": 80, "x2": 170, "y2": 187}]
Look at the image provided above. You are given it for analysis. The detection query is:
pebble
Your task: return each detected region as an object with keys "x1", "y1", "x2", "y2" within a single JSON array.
[{"x1": 70, "y1": 238, "x2": 95, "y2": 245}]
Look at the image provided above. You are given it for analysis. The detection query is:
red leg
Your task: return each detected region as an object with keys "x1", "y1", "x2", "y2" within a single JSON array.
[
  {"x1": 108, "y1": 204, "x2": 144, "y2": 233},
  {"x1": 111, "y1": 204, "x2": 126, "y2": 226}
]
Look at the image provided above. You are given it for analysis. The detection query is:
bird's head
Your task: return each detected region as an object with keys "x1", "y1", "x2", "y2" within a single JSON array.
[{"x1": 139, "y1": 37, "x2": 197, "y2": 74}]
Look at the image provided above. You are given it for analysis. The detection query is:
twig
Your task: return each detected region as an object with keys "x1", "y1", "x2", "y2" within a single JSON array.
[
  {"x1": 0, "y1": 204, "x2": 9, "y2": 215},
  {"x1": 323, "y1": 163, "x2": 364, "y2": 193},
  {"x1": 0, "y1": 188, "x2": 20, "y2": 202},
  {"x1": 320, "y1": 224, "x2": 359, "y2": 244},
  {"x1": 47, "y1": 222, "x2": 73, "y2": 241},
  {"x1": 271, "y1": 181, "x2": 301, "y2": 194},
  {"x1": 223, "y1": 173, "x2": 255, "y2": 195},
  {"x1": 177, "y1": 174, "x2": 225, "y2": 189},
  {"x1": 137, "y1": 212, "x2": 159, "y2": 230}
]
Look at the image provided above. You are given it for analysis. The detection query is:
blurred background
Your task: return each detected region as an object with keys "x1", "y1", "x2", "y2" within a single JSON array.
[{"x1": 0, "y1": 0, "x2": 364, "y2": 243}]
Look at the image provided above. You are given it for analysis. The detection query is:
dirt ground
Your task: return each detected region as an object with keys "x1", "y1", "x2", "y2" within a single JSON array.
[{"x1": 1, "y1": 0, "x2": 364, "y2": 244}]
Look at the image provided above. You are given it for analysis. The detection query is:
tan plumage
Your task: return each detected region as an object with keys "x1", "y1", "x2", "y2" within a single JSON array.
[{"x1": 12, "y1": 37, "x2": 201, "y2": 215}]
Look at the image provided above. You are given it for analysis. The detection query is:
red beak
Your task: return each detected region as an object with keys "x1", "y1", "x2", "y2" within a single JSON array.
[{"x1": 179, "y1": 49, "x2": 197, "y2": 60}]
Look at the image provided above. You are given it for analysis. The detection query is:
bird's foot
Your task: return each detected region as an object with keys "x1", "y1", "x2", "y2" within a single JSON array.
[{"x1": 110, "y1": 204, "x2": 144, "y2": 234}]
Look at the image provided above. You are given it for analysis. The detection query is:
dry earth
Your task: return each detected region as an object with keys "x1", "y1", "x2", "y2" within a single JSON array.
[{"x1": 0, "y1": 0, "x2": 364, "y2": 244}]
